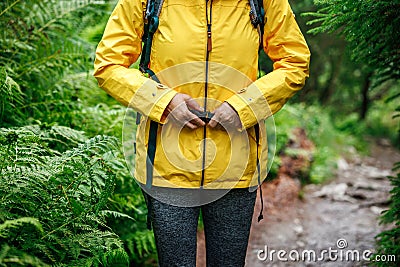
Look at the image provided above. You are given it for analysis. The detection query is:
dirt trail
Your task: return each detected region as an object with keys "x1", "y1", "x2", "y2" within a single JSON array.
[
  {"x1": 245, "y1": 140, "x2": 400, "y2": 267},
  {"x1": 195, "y1": 139, "x2": 399, "y2": 266}
]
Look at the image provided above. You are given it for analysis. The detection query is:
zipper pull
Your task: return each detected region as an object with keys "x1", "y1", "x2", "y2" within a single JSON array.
[{"x1": 207, "y1": 23, "x2": 212, "y2": 52}]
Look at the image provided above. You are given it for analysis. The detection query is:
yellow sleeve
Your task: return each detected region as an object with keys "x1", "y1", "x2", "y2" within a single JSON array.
[
  {"x1": 225, "y1": 0, "x2": 311, "y2": 129},
  {"x1": 93, "y1": 0, "x2": 177, "y2": 123}
]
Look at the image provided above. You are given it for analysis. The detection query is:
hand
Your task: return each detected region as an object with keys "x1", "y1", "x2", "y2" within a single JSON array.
[
  {"x1": 208, "y1": 102, "x2": 242, "y2": 130},
  {"x1": 165, "y1": 93, "x2": 205, "y2": 129}
]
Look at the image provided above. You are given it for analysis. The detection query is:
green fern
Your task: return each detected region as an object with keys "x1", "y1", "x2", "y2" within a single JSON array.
[
  {"x1": 0, "y1": 243, "x2": 50, "y2": 267},
  {"x1": 1, "y1": 0, "x2": 157, "y2": 265},
  {"x1": 373, "y1": 162, "x2": 400, "y2": 265},
  {"x1": 0, "y1": 67, "x2": 24, "y2": 126},
  {"x1": 0, "y1": 217, "x2": 43, "y2": 238},
  {"x1": 0, "y1": 0, "x2": 111, "y2": 127},
  {"x1": 0, "y1": 126, "x2": 130, "y2": 266}
]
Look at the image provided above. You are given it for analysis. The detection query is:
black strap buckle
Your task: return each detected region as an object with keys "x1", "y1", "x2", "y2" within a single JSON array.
[{"x1": 189, "y1": 109, "x2": 215, "y2": 124}]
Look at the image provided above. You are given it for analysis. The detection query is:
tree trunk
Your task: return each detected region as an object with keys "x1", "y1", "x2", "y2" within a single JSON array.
[
  {"x1": 319, "y1": 53, "x2": 343, "y2": 105},
  {"x1": 360, "y1": 73, "x2": 372, "y2": 120}
]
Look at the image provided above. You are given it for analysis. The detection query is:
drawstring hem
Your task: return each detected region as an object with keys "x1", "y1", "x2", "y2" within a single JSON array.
[
  {"x1": 257, "y1": 182, "x2": 264, "y2": 222},
  {"x1": 254, "y1": 123, "x2": 264, "y2": 223}
]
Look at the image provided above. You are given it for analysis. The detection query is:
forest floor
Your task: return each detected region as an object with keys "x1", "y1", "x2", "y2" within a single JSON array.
[{"x1": 196, "y1": 139, "x2": 400, "y2": 267}]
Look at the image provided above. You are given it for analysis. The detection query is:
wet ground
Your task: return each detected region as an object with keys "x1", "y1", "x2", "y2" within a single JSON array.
[{"x1": 197, "y1": 139, "x2": 400, "y2": 267}]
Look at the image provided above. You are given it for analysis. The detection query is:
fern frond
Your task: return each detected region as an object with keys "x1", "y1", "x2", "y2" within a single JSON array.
[
  {"x1": 100, "y1": 210, "x2": 135, "y2": 221},
  {"x1": 100, "y1": 248, "x2": 130, "y2": 267},
  {"x1": 0, "y1": 67, "x2": 24, "y2": 126},
  {"x1": 0, "y1": 243, "x2": 50, "y2": 267},
  {"x1": 133, "y1": 230, "x2": 157, "y2": 258},
  {"x1": 0, "y1": 217, "x2": 43, "y2": 238}
]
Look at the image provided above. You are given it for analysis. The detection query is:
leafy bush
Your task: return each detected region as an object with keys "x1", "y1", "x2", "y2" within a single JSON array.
[
  {"x1": 271, "y1": 103, "x2": 364, "y2": 183},
  {"x1": 1, "y1": 1, "x2": 157, "y2": 265},
  {"x1": 373, "y1": 162, "x2": 400, "y2": 266},
  {"x1": 364, "y1": 91, "x2": 400, "y2": 147},
  {"x1": 0, "y1": 67, "x2": 24, "y2": 124},
  {"x1": 0, "y1": 126, "x2": 129, "y2": 266},
  {"x1": 0, "y1": 0, "x2": 112, "y2": 127},
  {"x1": 106, "y1": 179, "x2": 157, "y2": 265}
]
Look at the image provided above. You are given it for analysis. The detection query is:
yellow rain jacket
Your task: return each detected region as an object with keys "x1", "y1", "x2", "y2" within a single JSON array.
[{"x1": 94, "y1": 0, "x2": 310, "y2": 189}]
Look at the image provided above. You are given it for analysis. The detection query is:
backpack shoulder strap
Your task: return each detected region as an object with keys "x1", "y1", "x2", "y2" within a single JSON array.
[
  {"x1": 139, "y1": 1, "x2": 165, "y2": 231},
  {"x1": 139, "y1": 0, "x2": 165, "y2": 79},
  {"x1": 249, "y1": 0, "x2": 265, "y2": 49}
]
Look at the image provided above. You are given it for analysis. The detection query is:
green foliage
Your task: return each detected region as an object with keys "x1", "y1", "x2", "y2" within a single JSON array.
[
  {"x1": 79, "y1": 104, "x2": 126, "y2": 138},
  {"x1": 0, "y1": 217, "x2": 43, "y2": 238},
  {"x1": 306, "y1": 0, "x2": 400, "y2": 86},
  {"x1": 106, "y1": 177, "x2": 157, "y2": 265},
  {"x1": 0, "y1": 120, "x2": 156, "y2": 265},
  {"x1": 271, "y1": 104, "x2": 364, "y2": 183},
  {"x1": 73, "y1": 100, "x2": 156, "y2": 265},
  {"x1": 1, "y1": 0, "x2": 157, "y2": 265},
  {"x1": 364, "y1": 91, "x2": 400, "y2": 147},
  {"x1": 0, "y1": 67, "x2": 24, "y2": 124},
  {"x1": 0, "y1": 126, "x2": 130, "y2": 266},
  {"x1": 298, "y1": 0, "x2": 400, "y2": 132},
  {"x1": 373, "y1": 162, "x2": 400, "y2": 266},
  {"x1": 0, "y1": 0, "x2": 111, "y2": 127},
  {"x1": 286, "y1": 1, "x2": 365, "y2": 120}
]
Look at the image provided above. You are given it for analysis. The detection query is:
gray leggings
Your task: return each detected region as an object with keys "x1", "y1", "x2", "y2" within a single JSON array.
[{"x1": 148, "y1": 188, "x2": 257, "y2": 267}]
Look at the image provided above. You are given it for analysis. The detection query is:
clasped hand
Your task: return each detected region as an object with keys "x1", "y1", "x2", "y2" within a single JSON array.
[{"x1": 165, "y1": 93, "x2": 242, "y2": 130}]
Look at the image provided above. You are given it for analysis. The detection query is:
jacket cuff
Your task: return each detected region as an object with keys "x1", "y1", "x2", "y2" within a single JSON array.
[
  {"x1": 225, "y1": 93, "x2": 258, "y2": 130},
  {"x1": 129, "y1": 79, "x2": 177, "y2": 124},
  {"x1": 150, "y1": 89, "x2": 177, "y2": 123},
  {"x1": 225, "y1": 83, "x2": 273, "y2": 130}
]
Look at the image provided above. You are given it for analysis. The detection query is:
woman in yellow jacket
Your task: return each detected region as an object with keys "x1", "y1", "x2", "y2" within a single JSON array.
[{"x1": 95, "y1": 0, "x2": 310, "y2": 265}]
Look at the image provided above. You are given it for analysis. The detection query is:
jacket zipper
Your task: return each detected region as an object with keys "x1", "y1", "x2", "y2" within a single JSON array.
[{"x1": 201, "y1": 0, "x2": 213, "y2": 188}]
